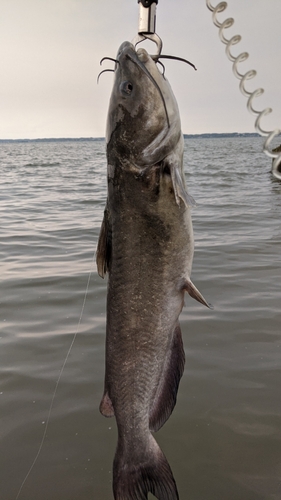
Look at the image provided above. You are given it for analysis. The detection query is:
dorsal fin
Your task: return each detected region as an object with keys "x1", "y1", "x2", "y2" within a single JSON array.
[{"x1": 96, "y1": 204, "x2": 111, "y2": 278}]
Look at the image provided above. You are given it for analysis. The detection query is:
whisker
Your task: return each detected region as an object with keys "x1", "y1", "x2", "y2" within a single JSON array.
[
  {"x1": 157, "y1": 60, "x2": 166, "y2": 78},
  {"x1": 152, "y1": 54, "x2": 197, "y2": 71},
  {"x1": 100, "y1": 57, "x2": 119, "y2": 66},
  {"x1": 97, "y1": 69, "x2": 115, "y2": 84}
]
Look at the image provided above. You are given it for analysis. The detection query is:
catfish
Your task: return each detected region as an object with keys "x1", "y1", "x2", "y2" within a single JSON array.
[{"x1": 97, "y1": 41, "x2": 210, "y2": 500}]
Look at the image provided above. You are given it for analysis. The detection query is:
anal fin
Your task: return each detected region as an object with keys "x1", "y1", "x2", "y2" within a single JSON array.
[{"x1": 149, "y1": 323, "x2": 185, "y2": 432}]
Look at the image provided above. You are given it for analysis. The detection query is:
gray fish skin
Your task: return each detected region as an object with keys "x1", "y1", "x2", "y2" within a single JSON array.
[{"x1": 96, "y1": 41, "x2": 210, "y2": 500}]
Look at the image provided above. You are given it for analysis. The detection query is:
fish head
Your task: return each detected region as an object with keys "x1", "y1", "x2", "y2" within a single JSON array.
[{"x1": 106, "y1": 41, "x2": 183, "y2": 168}]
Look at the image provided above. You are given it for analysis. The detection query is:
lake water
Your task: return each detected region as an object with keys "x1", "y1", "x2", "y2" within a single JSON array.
[{"x1": 1, "y1": 137, "x2": 281, "y2": 500}]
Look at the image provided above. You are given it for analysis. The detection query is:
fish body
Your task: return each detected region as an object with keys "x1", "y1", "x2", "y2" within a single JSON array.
[{"x1": 97, "y1": 41, "x2": 209, "y2": 500}]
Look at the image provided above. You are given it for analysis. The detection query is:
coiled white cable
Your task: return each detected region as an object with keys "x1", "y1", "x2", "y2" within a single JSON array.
[{"x1": 206, "y1": 0, "x2": 281, "y2": 180}]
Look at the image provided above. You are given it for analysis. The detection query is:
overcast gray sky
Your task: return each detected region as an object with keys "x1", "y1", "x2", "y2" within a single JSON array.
[{"x1": 1, "y1": 0, "x2": 280, "y2": 139}]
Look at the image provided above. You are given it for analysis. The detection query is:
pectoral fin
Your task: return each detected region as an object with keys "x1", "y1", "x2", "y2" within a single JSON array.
[
  {"x1": 171, "y1": 167, "x2": 196, "y2": 208},
  {"x1": 184, "y1": 279, "x2": 213, "y2": 309},
  {"x1": 163, "y1": 151, "x2": 195, "y2": 208},
  {"x1": 96, "y1": 204, "x2": 111, "y2": 278}
]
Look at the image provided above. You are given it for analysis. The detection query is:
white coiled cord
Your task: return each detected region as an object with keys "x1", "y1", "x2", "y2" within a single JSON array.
[{"x1": 206, "y1": 0, "x2": 281, "y2": 180}]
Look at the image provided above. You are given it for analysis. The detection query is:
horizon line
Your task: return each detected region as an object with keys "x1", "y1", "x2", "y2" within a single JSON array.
[{"x1": 0, "y1": 132, "x2": 264, "y2": 142}]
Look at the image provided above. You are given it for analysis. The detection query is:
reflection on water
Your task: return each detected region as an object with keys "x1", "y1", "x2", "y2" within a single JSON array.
[{"x1": 0, "y1": 138, "x2": 280, "y2": 500}]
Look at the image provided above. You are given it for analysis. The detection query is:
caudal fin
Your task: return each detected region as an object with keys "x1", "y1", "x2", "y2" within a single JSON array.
[{"x1": 113, "y1": 434, "x2": 179, "y2": 500}]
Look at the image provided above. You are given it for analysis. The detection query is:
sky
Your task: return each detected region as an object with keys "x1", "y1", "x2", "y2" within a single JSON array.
[{"x1": 0, "y1": 0, "x2": 280, "y2": 139}]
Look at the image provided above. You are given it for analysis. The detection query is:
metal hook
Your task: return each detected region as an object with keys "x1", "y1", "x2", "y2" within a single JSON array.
[
  {"x1": 131, "y1": 0, "x2": 162, "y2": 57},
  {"x1": 131, "y1": 32, "x2": 163, "y2": 58}
]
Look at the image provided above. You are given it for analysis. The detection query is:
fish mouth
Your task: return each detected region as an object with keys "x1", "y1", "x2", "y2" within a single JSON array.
[{"x1": 117, "y1": 43, "x2": 170, "y2": 129}]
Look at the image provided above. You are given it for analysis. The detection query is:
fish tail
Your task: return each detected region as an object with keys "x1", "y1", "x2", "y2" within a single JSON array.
[{"x1": 113, "y1": 434, "x2": 179, "y2": 500}]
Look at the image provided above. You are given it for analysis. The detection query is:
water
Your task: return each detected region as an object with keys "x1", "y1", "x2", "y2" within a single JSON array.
[{"x1": 1, "y1": 137, "x2": 280, "y2": 500}]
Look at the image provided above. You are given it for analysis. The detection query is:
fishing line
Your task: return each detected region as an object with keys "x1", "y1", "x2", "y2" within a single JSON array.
[
  {"x1": 15, "y1": 257, "x2": 94, "y2": 500},
  {"x1": 206, "y1": 0, "x2": 281, "y2": 180}
]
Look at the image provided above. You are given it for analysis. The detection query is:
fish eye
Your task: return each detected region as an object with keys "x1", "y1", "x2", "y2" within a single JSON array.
[{"x1": 120, "y1": 81, "x2": 133, "y2": 95}]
